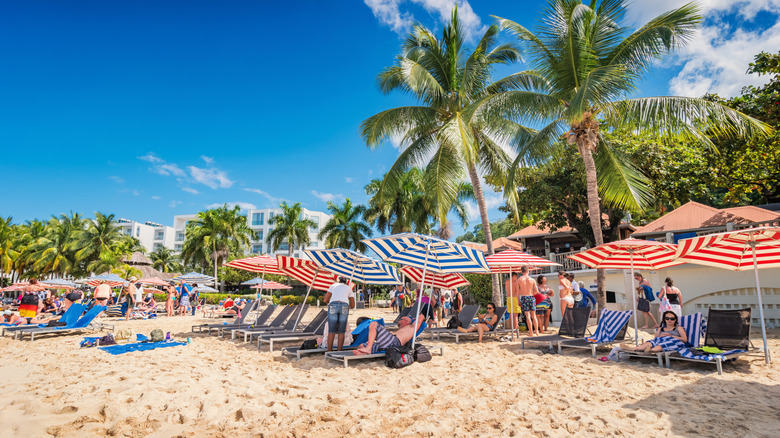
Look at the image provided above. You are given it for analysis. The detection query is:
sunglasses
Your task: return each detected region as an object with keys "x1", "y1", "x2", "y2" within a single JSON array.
[
  {"x1": 664, "y1": 317, "x2": 676, "y2": 321},
  {"x1": 487, "y1": 307, "x2": 494, "y2": 310}
]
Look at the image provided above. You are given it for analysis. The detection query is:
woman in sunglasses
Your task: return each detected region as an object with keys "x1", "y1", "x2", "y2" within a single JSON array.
[
  {"x1": 457, "y1": 303, "x2": 498, "y2": 343},
  {"x1": 622, "y1": 311, "x2": 688, "y2": 353}
]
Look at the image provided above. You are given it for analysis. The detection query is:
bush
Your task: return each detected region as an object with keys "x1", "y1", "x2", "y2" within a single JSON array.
[
  {"x1": 278, "y1": 295, "x2": 317, "y2": 305},
  {"x1": 463, "y1": 273, "x2": 494, "y2": 308},
  {"x1": 152, "y1": 292, "x2": 253, "y2": 305}
]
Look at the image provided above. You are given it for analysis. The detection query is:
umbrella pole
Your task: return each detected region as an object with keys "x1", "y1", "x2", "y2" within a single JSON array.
[
  {"x1": 751, "y1": 243, "x2": 771, "y2": 364},
  {"x1": 509, "y1": 270, "x2": 516, "y2": 338},
  {"x1": 293, "y1": 269, "x2": 318, "y2": 330},
  {"x1": 411, "y1": 241, "x2": 431, "y2": 350},
  {"x1": 630, "y1": 251, "x2": 639, "y2": 346}
]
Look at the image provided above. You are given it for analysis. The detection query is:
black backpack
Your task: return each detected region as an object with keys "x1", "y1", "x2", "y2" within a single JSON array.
[
  {"x1": 446, "y1": 316, "x2": 462, "y2": 329},
  {"x1": 300, "y1": 339, "x2": 318, "y2": 350},
  {"x1": 413, "y1": 344, "x2": 432, "y2": 363},
  {"x1": 385, "y1": 345, "x2": 414, "y2": 368}
]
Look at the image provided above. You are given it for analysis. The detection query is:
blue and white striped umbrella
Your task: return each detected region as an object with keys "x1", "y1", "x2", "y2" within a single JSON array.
[
  {"x1": 173, "y1": 272, "x2": 216, "y2": 284},
  {"x1": 361, "y1": 233, "x2": 491, "y2": 273},
  {"x1": 304, "y1": 248, "x2": 401, "y2": 285}
]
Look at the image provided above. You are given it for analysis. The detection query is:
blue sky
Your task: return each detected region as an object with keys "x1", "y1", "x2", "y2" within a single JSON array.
[{"x1": 2, "y1": 0, "x2": 778, "y2": 234}]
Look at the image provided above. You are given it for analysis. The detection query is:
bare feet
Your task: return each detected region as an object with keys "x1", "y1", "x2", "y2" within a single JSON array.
[
  {"x1": 353, "y1": 345, "x2": 371, "y2": 356},
  {"x1": 640, "y1": 325, "x2": 649, "y2": 329},
  {"x1": 457, "y1": 327, "x2": 467, "y2": 333}
]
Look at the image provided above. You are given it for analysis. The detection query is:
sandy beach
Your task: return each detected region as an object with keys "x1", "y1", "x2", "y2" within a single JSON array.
[{"x1": 1, "y1": 307, "x2": 778, "y2": 437}]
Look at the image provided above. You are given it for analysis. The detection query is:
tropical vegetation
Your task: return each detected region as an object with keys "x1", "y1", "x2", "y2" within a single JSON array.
[
  {"x1": 266, "y1": 202, "x2": 316, "y2": 257},
  {"x1": 318, "y1": 198, "x2": 373, "y2": 252}
]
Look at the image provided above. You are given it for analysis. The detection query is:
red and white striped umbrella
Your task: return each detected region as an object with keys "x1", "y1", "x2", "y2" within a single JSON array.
[
  {"x1": 399, "y1": 266, "x2": 470, "y2": 289},
  {"x1": 1, "y1": 281, "x2": 51, "y2": 292},
  {"x1": 674, "y1": 227, "x2": 780, "y2": 364},
  {"x1": 225, "y1": 255, "x2": 285, "y2": 275},
  {"x1": 250, "y1": 281, "x2": 291, "y2": 290},
  {"x1": 484, "y1": 249, "x2": 560, "y2": 273},
  {"x1": 568, "y1": 239, "x2": 683, "y2": 270},
  {"x1": 138, "y1": 277, "x2": 171, "y2": 286},
  {"x1": 567, "y1": 238, "x2": 683, "y2": 345},
  {"x1": 276, "y1": 255, "x2": 344, "y2": 292}
]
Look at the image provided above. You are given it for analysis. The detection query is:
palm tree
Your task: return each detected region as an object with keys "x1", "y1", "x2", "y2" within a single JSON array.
[
  {"x1": 73, "y1": 212, "x2": 124, "y2": 269},
  {"x1": 495, "y1": 0, "x2": 772, "y2": 309},
  {"x1": 267, "y1": 202, "x2": 316, "y2": 257},
  {"x1": 112, "y1": 264, "x2": 142, "y2": 281},
  {"x1": 150, "y1": 246, "x2": 180, "y2": 273},
  {"x1": 25, "y1": 216, "x2": 78, "y2": 277},
  {"x1": 318, "y1": 199, "x2": 373, "y2": 252},
  {"x1": 364, "y1": 168, "x2": 473, "y2": 235},
  {"x1": 0, "y1": 217, "x2": 19, "y2": 284},
  {"x1": 361, "y1": 10, "x2": 524, "y2": 302},
  {"x1": 180, "y1": 205, "x2": 255, "y2": 289}
]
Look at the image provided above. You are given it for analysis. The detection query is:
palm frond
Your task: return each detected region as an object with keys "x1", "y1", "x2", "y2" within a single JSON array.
[
  {"x1": 593, "y1": 136, "x2": 654, "y2": 210},
  {"x1": 360, "y1": 106, "x2": 438, "y2": 148}
]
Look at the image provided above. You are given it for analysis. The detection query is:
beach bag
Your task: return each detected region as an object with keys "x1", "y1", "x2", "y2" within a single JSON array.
[
  {"x1": 150, "y1": 329, "x2": 164, "y2": 342},
  {"x1": 115, "y1": 329, "x2": 134, "y2": 343},
  {"x1": 659, "y1": 295, "x2": 672, "y2": 315},
  {"x1": 300, "y1": 339, "x2": 318, "y2": 350},
  {"x1": 446, "y1": 316, "x2": 462, "y2": 329},
  {"x1": 385, "y1": 345, "x2": 414, "y2": 369},
  {"x1": 99, "y1": 333, "x2": 116, "y2": 346},
  {"x1": 413, "y1": 344, "x2": 432, "y2": 363},
  {"x1": 45, "y1": 320, "x2": 67, "y2": 327}
]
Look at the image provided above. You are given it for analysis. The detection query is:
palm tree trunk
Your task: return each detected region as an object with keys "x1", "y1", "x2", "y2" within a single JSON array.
[
  {"x1": 577, "y1": 140, "x2": 607, "y2": 314},
  {"x1": 467, "y1": 164, "x2": 501, "y2": 304}
]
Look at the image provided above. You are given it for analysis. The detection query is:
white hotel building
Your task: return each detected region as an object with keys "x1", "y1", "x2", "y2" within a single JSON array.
[{"x1": 121, "y1": 207, "x2": 330, "y2": 257}]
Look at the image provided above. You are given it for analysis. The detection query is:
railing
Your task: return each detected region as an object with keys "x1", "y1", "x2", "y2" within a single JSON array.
[{"x1": 542, "y1": 250, "x2": 590, "y2": 274}]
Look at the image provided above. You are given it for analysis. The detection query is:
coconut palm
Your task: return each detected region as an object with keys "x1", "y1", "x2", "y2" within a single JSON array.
[
  {"x1": 364, "y1": 168, "x2": 473, "y2": 235},
  {"x1": 150, "y1": 246, "x2": 181, "y2": 273},
  {"x1": 0, "y1": 217, "x2": 19, "y2": 284},
  {"x1": 361, "y1": 10, "x2": 525, "y2": 302},
  {"x1": 495, "y1": 0, "x2": 772, "y2": 309},
  {"x1": 318, "y1": 199, "x2": 373, "y2": 252},
  {"x1": 112, "y1": 264, "x2": 142, "y2": 281},
  {"x1": 180, "y1": 205, "x2": 255, "y2": 290},
  {"x1": 73, "y1": 212, "x2": 124, "y2": 267},
  {"x1": 267, "y1": 202, "x2": 316, "y2": 257},
  {"x1": 25, "y1": 216, "x2": 79, "y2": 277}
]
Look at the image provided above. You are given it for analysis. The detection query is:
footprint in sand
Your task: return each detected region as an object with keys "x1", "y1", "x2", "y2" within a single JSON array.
[{"x1": 56, "y1": 406, "x2": 79, "y2": 414}]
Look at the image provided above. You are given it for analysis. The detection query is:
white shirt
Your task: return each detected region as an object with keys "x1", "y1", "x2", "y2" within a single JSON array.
[{"x1": 327, "y1": 282, "x2": 354, "y2": 303}]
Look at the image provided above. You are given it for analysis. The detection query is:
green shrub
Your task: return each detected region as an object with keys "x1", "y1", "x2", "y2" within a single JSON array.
[
  {"x1": 278, "y1": 295, "x2": 317, "y2": 305},
  {"x1": 463, "y1": 273, "x2": 493, "y2": 308}
]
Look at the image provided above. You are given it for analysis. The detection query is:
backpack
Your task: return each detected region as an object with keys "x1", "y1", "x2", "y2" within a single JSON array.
[
  {"x1": 300, "y1": 339, "x2": 318, "y2": 350},
  {"x1": 446, "y1": 316, "x2": 462, "y2": 329},
  {"x1": 413, "y1": 344, "x2": 432, "y2": 363},
  {"x1": 150, "y1": 329, "x2": 164, "y2": 342},
  {"x1": 99, "y1": 333, "x2": 116, "y2": 346},
  {"x1": 385, "y1": 345, "x2": 414, "y2": 368}
]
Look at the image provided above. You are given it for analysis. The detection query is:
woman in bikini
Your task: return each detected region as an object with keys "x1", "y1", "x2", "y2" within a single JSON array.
[
  {"x1": 457, "y1": 303, "x2": 498, "y2": 343},
  {"x1": 557, "y1": 270, "x2": 574, "y2": 317},
  {"x1": 622, "y1": 311, "x2": 687, "y2": 353},
  {"x1": 165, "y1": 283, "x2": 177, "y2": 317}
]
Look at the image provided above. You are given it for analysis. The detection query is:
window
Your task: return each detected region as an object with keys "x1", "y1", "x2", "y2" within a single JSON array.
[
  {"x1": 310, "y1": 241, "x2": 319, "y2": 248},
  {"x1": 135, "y1": 228, "x2": 140, "y2": 237},
  {"x1": 154, "y1": 231, "x2": 164, "y2": 240},
  {"x1": 252, "y1": 244, "x2": 263, "y2": 254},
  {"x1": 252, "y1": 212, "x2": 264, "y2": 226},
  {"x1": 256, "y1": 230, "x2": 263, "y2": 241},
  {"x1": 269, "y1": 212, "x2": 275, "y2": 222},
  {"x1": 279, "y1": 242, "x2": 289, "y2": 251},
  {"x1": 174, "y1": 244, "x2": 182, "y2": 251},
  {"x1": 153, "y1": 243, "x2": 163, "y2": 250},
  {"x1": 176, "y1": 232, "x2": 185, "y2": 241},
  {"x1": 310, "y1": 215, "x2": 319, "y2": 232},
  {"x1": 124, "y1": 228, "x2": 132, "y2": 236}
]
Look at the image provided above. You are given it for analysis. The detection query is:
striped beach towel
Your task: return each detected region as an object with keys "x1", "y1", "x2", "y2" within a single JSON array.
[
  {"x1": 649, "y1": 337, "x2": 743, "y2": 361},
  {"x1": 586, "y1": 309, "x2": 633, "y2": 343},
  {"x1": 679, "y1": 313, "x2": 705, "y2": 348}
]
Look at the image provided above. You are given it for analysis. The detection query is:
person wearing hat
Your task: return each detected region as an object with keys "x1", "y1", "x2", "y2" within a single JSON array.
[{"x1": 2, "y1": 310, "x2": 22, "y2": 325}]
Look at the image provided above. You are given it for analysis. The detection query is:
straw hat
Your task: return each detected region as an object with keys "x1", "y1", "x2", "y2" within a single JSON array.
[{"x1": 129, "y1": 276, "x2": 138, "y2": 282}]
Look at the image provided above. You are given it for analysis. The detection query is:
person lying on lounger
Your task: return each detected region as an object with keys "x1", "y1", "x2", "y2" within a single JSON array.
[
  {"x1": 205, "y1": 299, "x2": 245, "y2": 317},
  {"x1": 354, "y1": 314, "x2": 425, "y2": 355},
  {"x1": 456, "y1": 302, "x2": 498, "y2": 343},
  {"x1": 621, "y1": 311, "x2": 687, "y2": 353}
]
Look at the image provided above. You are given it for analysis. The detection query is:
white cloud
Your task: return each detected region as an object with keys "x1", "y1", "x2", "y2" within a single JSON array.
[
  {"x1": 625, "y1": 0, "x2": 780, "y2": 98},
  {"x1": 345, "y1": 177, "x2": 353, "y2": 183},
  {"x1": 311, "y1": 190, "x2": 344, "y2": 203},
  {"x1": 188, "y1": 166, "x2": 234, "y2": 189},
  {"x1": 243, "y1": 188, "x2": 281, "y2": 204},
  {"x1": 182, "y1": 187, "x2": 199, "y2": 195},
  {"x1": 138, "y1": 152, "x2": 163, "y2": 163},
  {"x1": 201, "y1": 155, "x2": 214, "y2": 164},
  {"x1": 108, "y1": 176, "x2": 124, "y2": 183},
  {"x1": 151, "y1": 195, "x2": 161, "y2": 200},
  {"x1": 364, "y1": 0, "x2": 484, "y2": 40},
  {"x1": 206, "y1": 202, "x2": 257, "y2": 211},
  {"x1": 155, "y1": 163, "x2": 186, "y2": 177},
  {"x1": 169, "y1": 200, "x2": 181, "y2": 208},
  {"x1": 132, "y1": 190, "x2": 141, "y2": 196}
]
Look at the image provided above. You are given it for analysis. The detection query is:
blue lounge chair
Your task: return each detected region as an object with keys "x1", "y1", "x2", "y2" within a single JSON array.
[
  {"x1": 2, "y1": 303, "x2": 85, "y2": 337},
  {"x1": 17, "y1": 305, "x2": 107, "y2": 341},
  {"x1": 557, "y1": 309, "x2": 633, "y2": 357}
]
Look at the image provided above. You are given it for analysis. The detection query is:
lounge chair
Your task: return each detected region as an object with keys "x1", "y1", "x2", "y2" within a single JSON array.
[
  {"x1": 16, "y1": 305, "x2": 107, "y2": 341},
  {"x1": 666, "y1": 308, "x2": 753, "y2": 375},
  {"x1": 435, "y1": 307, "x2": 508, "y2": 343},
  {"x1": 191, "y1": 300, "x2": 256, "y2": 334},
  {"x1": 281, "y1": 317, "x2": 391, "y2": 360},
  {"x1": 242, "y1": 305, "x2": 311, "y2": 340},
  {"x1": 383, "y1": 307, "x2": 413, "y2": 328},
  {"x1": 520, "y1": 306, "x2": 592, "y2": 351},
  {"x1": 256, "y1": 310, "x2": 328, "y2": 351},
  {"x1": 425, "y1": 304, "x2": 480, "y2": 336},
  {"x1": 231, "y1": 305, "x2": 299, "y2": 342},
  {"x1": 556, "y1": 309, "x2": 633, "y2": 357},
  {"x1": 210, "y1": 303, "x2": 278, "y2": 337},
  {"x1": 324, "y1": 322, "x2": 443, "y2": 368},
  {"x1": 617, "y1": 312, "x2": 705, "y2": 368},
  {"x1": 2, "y1": 303, "x2": 85, "y2": 337}
]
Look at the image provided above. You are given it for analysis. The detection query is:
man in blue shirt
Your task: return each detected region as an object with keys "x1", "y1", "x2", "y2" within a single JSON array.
[
  {"x1": 176, "y1": 281, "x2": 192, "y2": 316},
  {"x1": 576, "y1": 281, "x2": 597, "y2": 311}
]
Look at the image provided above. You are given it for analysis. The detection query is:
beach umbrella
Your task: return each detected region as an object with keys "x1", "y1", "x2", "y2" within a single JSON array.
[
  {"x1": 240, "y1": 277, "x2": 267, "y2": 285},
  {"x1": 1, "y1": 282, "x2": 48, "y2": 292},
  {"x1": 226, "y1": 255, "x2": 286, "y2": 315},
  {"x1": 568, "y1": 238, "x2": 683, "y2": 345},
  {"x1": 83, "y1": 274, "x2": 127, "y2": 287},
  {"x1": 484, "y1": 249, "x2": 562, "y2": 333},
  {"x1": 193, "y1": 285, "x2": 218, "y2": 293},
  {"x1": 674, "y1": 227, "x2": 780, "y2": 364},
  {"x1": 173, "y1": 272, "x2": 216, "y2": 284},
  {"x1": 276, "y1": 255, "x2": 347, "y2": 329},
  {"x1": 399, "y1": 266, "x2": 470, "y2": 289},
  {"x1": 250, "y1": 281, "x2": 291, "y2": 290},
  {"x1": 304, "y1": 248, "x2": 401, "y2": 285},
  {"x1": 44, "y1": 278, "x2": 77, "y2": 288},
  {"x1": 362, "y1": 233, "x2": 491, "y2": 348},
  {"x1": 138, "y1": 277, "x2": 171, "y2": 286}
]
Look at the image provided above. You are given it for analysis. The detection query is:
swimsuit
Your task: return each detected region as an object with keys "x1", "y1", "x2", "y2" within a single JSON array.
[
  {"x1": 561, "y1": 295, "x2": 574, "y2": 306},
  {"x1": 520, "y1": 296, "x2": 536, "y2": 312},
  {"x1": 371, "y1": 324, "x2": 402, "y2": 353},
  {"x1": 480, "y1": 313, "x2": 496, "y2": 330}
]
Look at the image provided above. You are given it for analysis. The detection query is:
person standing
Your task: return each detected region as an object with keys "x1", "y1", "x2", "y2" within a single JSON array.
[
  {"x1": 165, "y1": 282, "x2": 176, "y2": 317},
  {"x1": 634, "y1": 273, "x2": 659, "y2": 329},
  {"x1": 535, "y1": 276, "x2": 553, "y2": 332},
  {"x1": 190, "y1": 283, "x2": 200, "y2": 316},
  {"x1": 431, "y1": 287, "x2": 442, "y2": 327},
  {"x1": 505, "y1": 272, "x2": 521, "y2": 330},
  {"x1": 324, "y1": 277, "x2": 355, "y2": 351},
  {"x1": 557, "y1": 270, "x2": 574, "y2": 317},
  {"x1": 659, "y1": 277, "x2": 683, "y2": 319},
  {"x1": 450, "y1": 288, "x2": 463, "y2": 316},
  {"x1": 94, "y1": 280, "x2": 111, "y2": 306},
  {"x1": 177, "y1": 281, "x2": 191, "y2": 316},
  {"x1": 517, "y1": 266, "x2": 540, "y2": 336},
  {"x1": 122, "y1": 281, "x2": 137, "y2": 321}
]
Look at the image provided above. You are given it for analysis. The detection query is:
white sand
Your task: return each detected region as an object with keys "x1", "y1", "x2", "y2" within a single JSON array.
[{"x1": 0, "y1": 307, "x2": 778, "y2": 437}]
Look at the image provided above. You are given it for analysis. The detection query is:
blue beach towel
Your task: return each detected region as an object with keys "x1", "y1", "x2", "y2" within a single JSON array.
[
  {"x1": 352, "y1": 318, "x2": 385, "y2": 346},
  {"x1": 648, "y1": 337, "x2": 743, "y2": 361},
  {"x1": 99, "y1": 341, "x2": 186, "y2": 355}
]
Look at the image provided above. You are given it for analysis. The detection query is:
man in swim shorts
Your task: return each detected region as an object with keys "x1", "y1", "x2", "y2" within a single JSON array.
[
  {"x1": 517, "y1": 265, "x2": 540, "y2": 336},
  {"x1": 505, "y1": 272, "x2": 521, "y2": 330}
]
